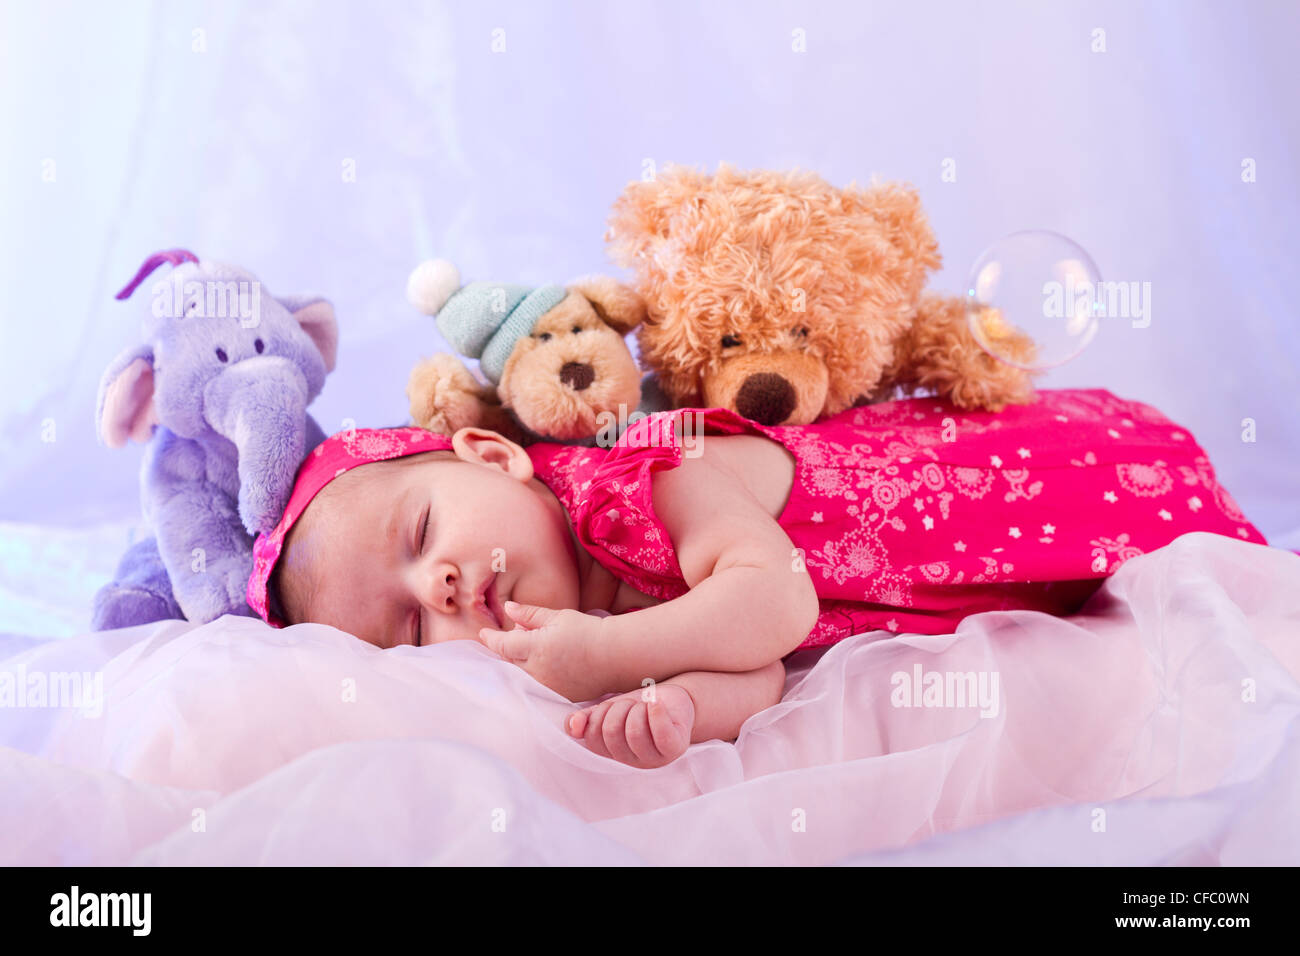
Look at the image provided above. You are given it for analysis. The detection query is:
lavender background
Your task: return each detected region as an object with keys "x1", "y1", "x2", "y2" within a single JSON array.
[{"x1": 1, "y1": 0, "x2": 1297, "y2": 634}]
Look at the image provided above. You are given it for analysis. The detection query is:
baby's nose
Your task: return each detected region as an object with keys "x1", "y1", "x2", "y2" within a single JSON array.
[{"x1": 416, "y1": 564, "x2": 458, "y2": 610}]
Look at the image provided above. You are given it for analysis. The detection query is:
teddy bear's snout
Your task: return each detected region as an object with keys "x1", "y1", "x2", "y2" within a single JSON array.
[
  {"x1": 559, "y1": 361, "x2": 595, "y2": 391},
  {"x1": 735, "y1": 372, "x2": 796, "y2": 426}
]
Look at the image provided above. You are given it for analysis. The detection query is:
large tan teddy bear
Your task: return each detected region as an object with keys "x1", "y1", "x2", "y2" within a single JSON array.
[{"x1": 605, "y1": 164, "x2": 1038, "y2": 426}]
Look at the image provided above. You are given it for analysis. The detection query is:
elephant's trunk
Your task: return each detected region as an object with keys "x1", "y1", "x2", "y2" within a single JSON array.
[{"x1": 204, "y1": 356, "x2": 310, "y2": 536}]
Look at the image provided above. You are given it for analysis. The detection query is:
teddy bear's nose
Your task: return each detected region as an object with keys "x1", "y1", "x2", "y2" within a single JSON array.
[
  {"x1": 560, "y1": 361, "x2": 595, "y2": 391},
  {"x1": 735, "y1": 372, "x2": 796, "y2": 425}
]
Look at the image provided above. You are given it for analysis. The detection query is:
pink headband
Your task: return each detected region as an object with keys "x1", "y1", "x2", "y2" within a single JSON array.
[{"x1": 247, "y1": 426, "x2": 455, "y2": 626}]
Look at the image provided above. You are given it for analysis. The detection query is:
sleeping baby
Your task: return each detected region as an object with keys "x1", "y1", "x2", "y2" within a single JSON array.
[{"x1": 247, "y1": 390, "x2": 1266, "y2": 768}]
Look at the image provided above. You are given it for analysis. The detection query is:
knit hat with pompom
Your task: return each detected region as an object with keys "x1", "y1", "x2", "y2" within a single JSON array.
[{"x1": 406, "y1": 259, "x2": 566, "y2": 385}]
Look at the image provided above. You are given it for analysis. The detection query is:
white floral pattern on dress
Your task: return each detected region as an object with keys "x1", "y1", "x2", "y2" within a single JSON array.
[
  {"x1": 809, "y1": 524, "x2": 890, "y2": 586},
  {"x1": 1117, "y1": 461, "x2": 1173, "y2": 497},
  {"x1": 951, "y1": 466, "x2": 994, "y2": 500},
  {"x1": 1001, "y1": 468, "x2": 1043, "y2": 503},
  {"x1": 1088, "y1": 533, "x2": 1145, "y2": 574},
  {"x1": 523, "y1": 391, "x2": 1267, "y2": 652}
]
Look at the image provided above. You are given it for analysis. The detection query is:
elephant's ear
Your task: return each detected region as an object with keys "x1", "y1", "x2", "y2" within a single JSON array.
[
  {"x1": 568, "y1": 275, "x2": 646, "y2": 335},
  {"x1": 279, "y1": 296, "x2": 338, "y2": 373},
  {"x1": 97, "y1": 344, "x2": 158, "y2": 448}
]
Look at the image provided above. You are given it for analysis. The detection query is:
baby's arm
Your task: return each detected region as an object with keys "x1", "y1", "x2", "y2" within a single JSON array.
[
  {"x1": 591, "y1": 449, "x2": 820, "y2": 690},
  {"x1": 665, "y1": 661, "x2": 786, "y2": 742},
  {"x1": 567, "y1": 660, "x2": 786, "y2": 768}
]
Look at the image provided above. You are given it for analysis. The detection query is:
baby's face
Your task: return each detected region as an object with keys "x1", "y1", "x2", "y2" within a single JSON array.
[{"x1": 278, "y1": 430, "x2": 582, "y2": 647}]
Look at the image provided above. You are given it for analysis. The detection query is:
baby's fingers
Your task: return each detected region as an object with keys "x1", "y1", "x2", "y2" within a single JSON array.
[
  {"x1": 565, "y1": 709, "x2": 589, "y2": 737},
  {"x1": 646, "y1": 696, "x2": 690, "y2": 758},
  {"x1": 478, "y1": 624, "x2": 532, "y2": 661},
  {"x1": 623, "y1": 702, "x2": 663, "y2": 765},
  {"x1": 599, "y1": 698, "x2": 640, "y2": 765},
  {"x1": 580, "y1": 698, "x2": 619, "y2": 759},
  {"x1": 501, "y1": 600, "x2": 560, "y2": 630}
]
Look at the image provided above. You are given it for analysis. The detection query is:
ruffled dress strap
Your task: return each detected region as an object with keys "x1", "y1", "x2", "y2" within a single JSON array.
[{"x1": 570, "y1": 407, "x2": 777, "y2": 601}]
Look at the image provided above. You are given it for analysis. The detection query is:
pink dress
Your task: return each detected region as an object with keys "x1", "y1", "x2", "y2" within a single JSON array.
[{"x1": 525, "y1": 389, "x2": 1267, "y2": 652}]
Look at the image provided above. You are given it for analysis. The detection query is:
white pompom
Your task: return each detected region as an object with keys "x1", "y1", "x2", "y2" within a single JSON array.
[{"x1": 406, "y1": 259, "x2": 461, "y2": 315}]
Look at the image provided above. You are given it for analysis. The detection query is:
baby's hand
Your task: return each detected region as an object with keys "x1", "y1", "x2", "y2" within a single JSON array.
[
  {"x1": 479, "y1": 602, "x2": 608, "y2": 703},
  {"x1": 565, "y1": 683, "x2": 696, "y2": 768}
]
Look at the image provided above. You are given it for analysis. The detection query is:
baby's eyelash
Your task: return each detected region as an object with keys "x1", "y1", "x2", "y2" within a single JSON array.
[{"x1": 415, "y1": 505, "x2": 432, "y2": 646}]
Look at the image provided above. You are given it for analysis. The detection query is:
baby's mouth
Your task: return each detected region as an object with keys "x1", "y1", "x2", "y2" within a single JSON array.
[{"x1": 478, "y1": 575, "x2": 506, "y2": 629}]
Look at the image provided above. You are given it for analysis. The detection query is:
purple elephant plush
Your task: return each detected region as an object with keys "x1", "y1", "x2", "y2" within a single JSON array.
[{"x1": 91, "y1": 250, "x2": 337, "y2": 629}]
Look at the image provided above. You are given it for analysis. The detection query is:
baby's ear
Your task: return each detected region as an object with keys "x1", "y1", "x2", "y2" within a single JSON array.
[
  {"x1": 97, "y1": 343, "x2": 158, "y2": 448},
  {"x1": 450, "y1": 426, "x2": 533, "y2": 480},
  {"x1": 567, "y1": 276, "x2": 646, "y2": 334}
]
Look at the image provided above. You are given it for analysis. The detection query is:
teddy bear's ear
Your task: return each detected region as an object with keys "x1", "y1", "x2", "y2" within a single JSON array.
[
  {"x1": 606, "y1": 165, "x2": 709, "y2": 268},
  {"x1": 568, "y1": 275, "x2": 647, "y2": 334},
  {"x1": 839, "y1": 181, "x2": 942, "y2": 302}
]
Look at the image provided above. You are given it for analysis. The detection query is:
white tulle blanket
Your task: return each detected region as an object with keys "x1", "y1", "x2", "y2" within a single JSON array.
[{"x1": 2, "y1": 532, "x2": 1297, "y2": 865}]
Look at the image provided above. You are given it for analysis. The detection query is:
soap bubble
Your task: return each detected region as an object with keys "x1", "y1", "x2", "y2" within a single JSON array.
[{"x1": 965, "y1": 230, "x2": 1102, "y2": 371}]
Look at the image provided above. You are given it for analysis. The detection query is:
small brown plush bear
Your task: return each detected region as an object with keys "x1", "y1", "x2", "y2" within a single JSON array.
[
  {"x1": 406, "y1": 260, "x2": 646, "y2": 443},
  {"x1": 605, "y1": 164, "x2": 1039, "y2": 426}
]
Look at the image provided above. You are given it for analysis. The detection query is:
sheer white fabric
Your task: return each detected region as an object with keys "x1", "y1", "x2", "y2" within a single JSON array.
[{"x1": 2, "y1": 532, "x2": 1297, "y2": 864}]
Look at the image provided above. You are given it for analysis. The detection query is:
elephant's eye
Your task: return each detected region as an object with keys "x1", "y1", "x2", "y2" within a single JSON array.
[
  {"x1": 571, "y1": 325, "x2": 582, "y2": 334},
  {"x1": 254, "y1": 338, "x2": 264, "y2": 354},
  {"x1": 721, "y1": 334, "x2": 742, "y2": 348},
  {"x1": 538, "y1": 332, "x2": 552, "y2": 342},
  {"x1": 215, "y1": 347, "x2": 228, "y2": 363},
  {"x1": 792, "y1": 326, "x2": 809, "y2": 338}
]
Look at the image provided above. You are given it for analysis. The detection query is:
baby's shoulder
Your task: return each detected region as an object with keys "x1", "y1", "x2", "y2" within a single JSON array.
[{"x1": 646, "y1": 432, "x2": 794, "y2": 528}]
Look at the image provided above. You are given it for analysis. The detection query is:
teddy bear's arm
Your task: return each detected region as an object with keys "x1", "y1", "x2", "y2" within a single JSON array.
[
  {"x1": 407, "y1": 352, "x2": 521, "y2": 440},
  {"x1": 881, "y1": 293, "x2": 1041, "y2": 412}
]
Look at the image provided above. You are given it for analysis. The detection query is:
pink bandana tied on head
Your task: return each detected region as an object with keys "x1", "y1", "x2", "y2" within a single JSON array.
[{"x1": 247, "y1": 426, "x2": 455, "y2": 627}]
